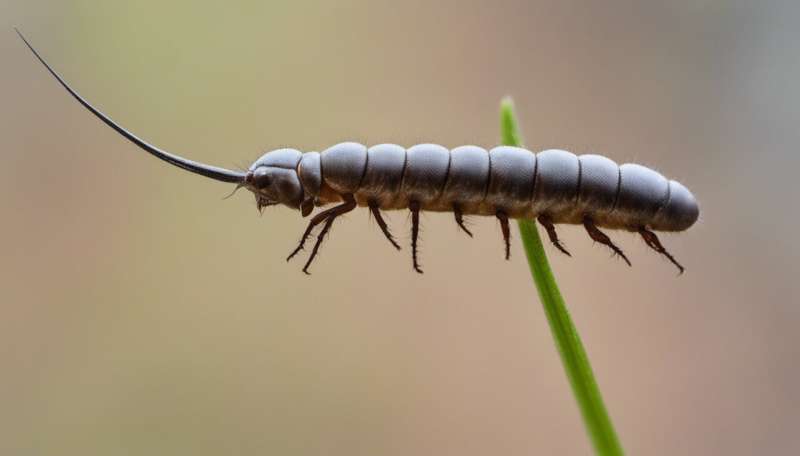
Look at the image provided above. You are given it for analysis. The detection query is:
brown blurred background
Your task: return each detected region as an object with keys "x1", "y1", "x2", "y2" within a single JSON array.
[{"x1": 1, "y1": 1, "x2": 798, "y2": 454}]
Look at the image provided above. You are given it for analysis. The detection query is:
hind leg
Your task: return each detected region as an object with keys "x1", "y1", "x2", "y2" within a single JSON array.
[{"x1": 638, "y1": 226, "x2": 684, "y2": 274}]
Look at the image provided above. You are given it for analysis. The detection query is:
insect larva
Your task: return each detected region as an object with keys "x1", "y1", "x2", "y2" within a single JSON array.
[{"x1": 17, "y1": 30, "x2": 699, "y2": 274}]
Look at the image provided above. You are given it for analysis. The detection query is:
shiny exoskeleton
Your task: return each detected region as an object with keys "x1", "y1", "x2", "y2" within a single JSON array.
[{"x1": 18, "y1": 30, "x2": 699, "y2": 274}]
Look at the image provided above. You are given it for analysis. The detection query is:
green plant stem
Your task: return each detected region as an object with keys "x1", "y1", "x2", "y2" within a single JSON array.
[{"x1": 501, "y1": 97, "x2": 623, "y2": 456}]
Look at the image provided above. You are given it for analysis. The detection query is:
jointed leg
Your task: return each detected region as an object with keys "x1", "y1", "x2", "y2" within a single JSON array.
[
  {"x1": 537, "y1": 214, "x2": 571, "y2": 257},
  {"x1": 287, "y1": 193, "x2": 356, "y2": 262},
  {"x1": 638, "y1": 226, "x2": 684, "y2": 274},
  {"x1": 496, "y1": 210, "x2": 511, "y2": 260},
  {"x1": 287, "y1": 206, "x2": 341, "y2": 261},
  {"x1": 409, "y1": 200, "x2": 423, "y2": 274},
  {"x1": 302, "y1": 215, "x2": 336, "y2": 274},
  {"x1": 453, "y1": 204, "x2": 473, "y2": 237},
  {"x1": 583, "y1": 216, "x2": 631, "y2": 266},
  {"x1": 369, "y1": 201, "x2": 401, "y2": 250}
]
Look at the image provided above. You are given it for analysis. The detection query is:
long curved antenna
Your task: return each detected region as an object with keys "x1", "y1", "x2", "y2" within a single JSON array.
[{"x1": 15, "y1": 28, "x2": 245, "y2": 184}]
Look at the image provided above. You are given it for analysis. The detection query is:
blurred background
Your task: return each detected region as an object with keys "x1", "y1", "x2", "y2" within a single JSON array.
[{"x1": 1, "y1": 0, "x2": 798, "y2": 454}]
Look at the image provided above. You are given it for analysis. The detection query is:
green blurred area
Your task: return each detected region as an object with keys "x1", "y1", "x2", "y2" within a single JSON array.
[{"x1": 2, "y1": 1, "x2": 799, "y2": 454}]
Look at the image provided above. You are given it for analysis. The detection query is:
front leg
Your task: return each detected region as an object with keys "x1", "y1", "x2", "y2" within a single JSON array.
[
  {"x1": 287, "y1": 194, "x2": 356, "y2": 261},
  {"x1": 292, "y1": 193, "x2": 357, "y2": 274}
]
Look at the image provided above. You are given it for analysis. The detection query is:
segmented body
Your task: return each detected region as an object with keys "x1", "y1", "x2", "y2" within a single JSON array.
[
  {"x1": 253, "y1": 143, "x2": 698, "y2": 232},
  {"x1": 18, "y1": 29, "x2": 699, "y2": 275}
]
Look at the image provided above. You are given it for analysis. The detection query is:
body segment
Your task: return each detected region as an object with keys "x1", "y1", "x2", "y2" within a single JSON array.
[
  {"x1": 533, "y1": 149, "x2": 581, "y2": 218},
  {"x1": 486, "y1": 146, "x2": 536, "y2": 216},
  {"x1": 357, "y1": 143, "x2": 406, "y2": 206},
  {"x1": 400, "y1": 143, "x2": 451, "y2": 206},
  {"x1": 613, "y1": 163, "x2": 670, "y2": 228},
  {"x1": 441, "y1": 145, "x2": 490, "y2": 214},
  {"x1": 574, "y1": 154, "x2": 620, "y2": 222},
  {"x1": 320, "y1": 142, "x2": 367, "y2": 194}
]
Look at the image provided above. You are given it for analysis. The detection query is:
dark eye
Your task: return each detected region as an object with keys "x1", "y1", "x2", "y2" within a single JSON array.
[{"x1": 251, "y1": 167, "x2": 271, "y2": 188}]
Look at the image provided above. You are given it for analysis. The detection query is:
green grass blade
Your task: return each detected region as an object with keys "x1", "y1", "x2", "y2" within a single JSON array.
[{"x1": 500, "y1": 97, "x2": 624, "y2": 455}]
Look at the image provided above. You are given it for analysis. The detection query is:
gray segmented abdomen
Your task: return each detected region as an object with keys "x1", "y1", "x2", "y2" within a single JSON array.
[
  {"x1": 612, "y1": 164, "x2": 670, "y2": 228},
  {"x1": 533, "y1": 149, "x2": 581, "y2": 216},
  {"x1": 576, "y1": 154, "x2": 619, "y2": 212},
  {"x1": 400, "y1": 144, "x2": 451, "y2": 205},
  {"x1": 652, "y1": 180, "x2": 698, "y2": 231},
  {"x1": 304, "y1": 142, "x2": 697, "y2": 232},
  {"x1": 319, "y1": 142, "x2": 367, "y2": 194},
  {"x1": 441, "y1": 145, "x2": 490, "y2": 211},
  {"x1": 359, "y1": 144, "x2": 406, "y2": 205},
  {"x1": 486, "y1": 146, "x2": 536, "y2": 215}
]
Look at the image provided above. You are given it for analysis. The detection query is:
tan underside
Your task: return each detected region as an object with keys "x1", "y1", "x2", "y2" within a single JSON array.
[{"x1": 313, "y1": 182, "x2": 664, "y2": 232}]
